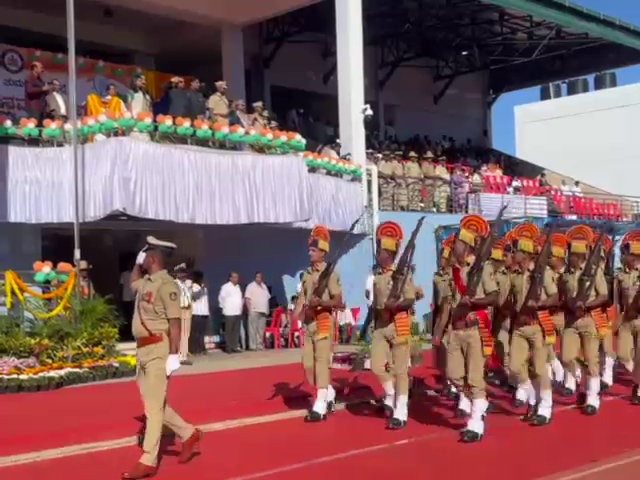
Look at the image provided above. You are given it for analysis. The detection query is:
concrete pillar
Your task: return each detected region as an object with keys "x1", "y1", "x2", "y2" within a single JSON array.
[
  {"x1": 222, "y1": 25, "x2": 247, "y2": 102},
  {"x1": 335, "y1": 0, "x2": 366, "y2": 166}
]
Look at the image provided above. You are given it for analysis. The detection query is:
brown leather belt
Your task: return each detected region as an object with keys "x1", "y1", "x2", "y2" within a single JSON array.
[
  {"x1": 452, "y1": 319, "x2": 479, "y2": 331},
  {"x1": 136, "y1": 333, "x2": 164, "y2": 348}
]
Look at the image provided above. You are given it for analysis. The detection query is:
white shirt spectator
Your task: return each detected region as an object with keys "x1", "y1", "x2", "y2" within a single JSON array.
[
  {"x1": 191, "y1": 283, "x2": 209, "y2": 316},
  {"x1": 119, "y1": 270, "x2": 134, "y2": 302},
  {"x1": 560, "y1": 182, "x2": 572, "y2": 195},
  {"x1": 365, "y1": 273, "x2": 374, "y2": 307},
  {"x1": 52, "y1": 91, "x2": 67, "y2": 116},
  {"x1": 245, "y1": 281, "x2": 271, "y2": 314},
  {"x1": 175, "y1": 279, "x2": 192, "y2": 308},
  {"x1": 218, "y1": 281, "x2": 243, "y2": 316},
  {"x1": 336, "y1": 308, "x2": 355, "y2": 326},
  {"x1": 571, "y1": 183, "x2": 583, "y2": 197}
]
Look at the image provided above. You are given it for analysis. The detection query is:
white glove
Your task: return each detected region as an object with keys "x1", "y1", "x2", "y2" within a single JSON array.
[
  {"x1": 166, "y1": 354, "x2": 181, "y2": 376},
  {"x1": 185, "y1": 279, "x2": 193, "y2": 288},
  {"x1": 136, "y1": 247, "x2": 148, "y2": 265}
]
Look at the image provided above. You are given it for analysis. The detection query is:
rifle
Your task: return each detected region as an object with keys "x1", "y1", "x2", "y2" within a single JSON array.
[
  {"x1": 310, "y1": 213, "x2": 364, "y2": 303},
  {"x1": 359, "y1": 216, "x2": 425, "y2": 338},
  {"x1": 573, "y1": 229, "x2": 605, "y2": 307},
  {"x1": 462, "y1": 204, "x2": 508, "y2": 300},
  {"x1": 518, "y1": 224, "x2": 555, "y2": 314}
]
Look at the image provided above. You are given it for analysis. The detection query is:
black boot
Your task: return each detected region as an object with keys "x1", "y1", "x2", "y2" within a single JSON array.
[
  {"x1": 582, "y1": 404, "x2": 598, "y2": 416},
  {"x1": 632, "y1": 385, "x2": 640, "y2": 405},
  {"x1": 304, "y1": 409, "x2": 327, "y2": 423},
  {"x1": 529, "y1": 413, "x2": 552, "y2": 426},
  {"x1": 521, "y1": 404, "x2": 537, "y2": 423},
  {"x1": 386, "y1": 417, "x2": 407, "y2": 430},
  {"x1": 459, "y1": 429, "x2": 483, "y2": 443}
]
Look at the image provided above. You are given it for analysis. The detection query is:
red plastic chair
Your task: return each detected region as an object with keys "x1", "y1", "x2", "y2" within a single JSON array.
[
  {"x1": 287, "y1": 312, "x2": 303, "y2": 348},
  {"x1": 348, "y1": 307, "x2": 361, "y2": 339},
  {"x1": 264, "y1": 307, "x2": 284, "y2": 349}
]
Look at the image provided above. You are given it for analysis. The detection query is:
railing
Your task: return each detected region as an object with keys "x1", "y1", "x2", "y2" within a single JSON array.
[{"x1": 376, "y1": 175, "x2": 639, "y2": 221}]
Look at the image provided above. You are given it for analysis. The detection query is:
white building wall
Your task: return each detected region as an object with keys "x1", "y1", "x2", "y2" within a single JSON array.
[
  {"x1": 268, "y1": 42, "x2": 488, "y2": 143},
  {"x1": 515, "y1": 83, "x2": 640, "y2": 197}
]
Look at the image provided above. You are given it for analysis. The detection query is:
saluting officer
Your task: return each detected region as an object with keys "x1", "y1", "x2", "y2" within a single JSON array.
[
  {"x1": 123, "y1": 236, "x2": 202, "y2": 480},
  {"x1": 295, "y1": 226, "x2": 343, "y2": 422}
]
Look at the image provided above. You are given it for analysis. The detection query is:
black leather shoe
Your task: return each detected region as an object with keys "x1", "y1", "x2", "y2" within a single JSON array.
[
  {"x1": 386, "y1": 417, "x2": 407, "y2": 430},
  {"x1": 304, "y1": 410, "x2": 327, "y2": 422},
  {"x1": 455, "y1": 408, "x2": 470, "y2": 418},
  {"x1": 459, "y1": 429, "x2": 483, "y2": 443},
  {"x1": 529, "y1": 414, "x2": 551, "y2": 426},
  {"x1": 559, "y1": 387, "x2": 575, "y2": 397},
  {"x1": 327, "y1": 401, "x2": 335, "y2": 415},
  {"x1": 381, "y1": 404, "x2": 394, "y2": 418},
  {"x1": 521, "y1": 405, "x2": 536, "y2": 422},
  {"x1": 582, "y1": 404, "x2": 598, "y2": 416}
]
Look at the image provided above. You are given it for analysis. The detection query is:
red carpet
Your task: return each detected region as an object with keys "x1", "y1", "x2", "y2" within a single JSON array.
[{"x1": 2, "y1": 353, "x2": 640, "y2": 479}]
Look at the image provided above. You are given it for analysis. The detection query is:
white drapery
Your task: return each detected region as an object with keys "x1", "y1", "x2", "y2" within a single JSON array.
[
  {"x1": 0, "y1": 138, "x2": 363, "y2": 230},
  {"x1": 467, "y1": 192, "x2": 548, "y2": 219}
]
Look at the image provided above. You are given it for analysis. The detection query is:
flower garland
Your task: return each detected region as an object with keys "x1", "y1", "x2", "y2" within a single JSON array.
[{"x1": 4, "y1": 270, "x2": 76, "y2": 319}]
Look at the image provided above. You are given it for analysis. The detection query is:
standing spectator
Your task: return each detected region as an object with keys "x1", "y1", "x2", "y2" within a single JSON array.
[
  {"x1": 538, "y1": 172, "x2": 550, "y2": 188},
  {"x1": 173, "y1": 264, "x2": 193, "y2": 365},
  {"x1": 336, "y1": 308, "x2": 355, "y2": 344},
  {"x1": 571, "y1": 181, "x2": 583, "y2": 197},
  {"x1": 218, "y1": 271, "x2": 243, "y2": 353},
  {"x1": 190, "y1": 271, "x2": 209, "y2": 355},
  {"x1": 560, "y1": 179, "x2": 571, "y2": 196},
  {"x1": 25, "y1": 62, "x2": 49, "y2": 123},
  {"x1": 185, "y1": 78, "x2": 205, "y2": 120},
  {"x1": 207, "y1": 80, "x2": 230, "y2": 123},
  {"x1": 78, "y1": 260, "x2": 95, "y2": 298},
  {"x1": 127, "y1": 74, "x2": 152, "y2": 118},
  {"x1": 244, "y1": 272, "x2": 271, "y2": 351},
  {"x1": 166, "y1": 77, "x2": 188, "y2": 118},
  {"x1": 45, "y1": 79, "x2": 68, "y2": 122},
  {"x1": 229, "y1": 99, "x2": 250, "y2": 129},
  {"x1": 251, "y1": 101, "x2": 267, "y2": 129}
]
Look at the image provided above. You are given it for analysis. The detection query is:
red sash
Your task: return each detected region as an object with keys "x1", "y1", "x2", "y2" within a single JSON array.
[{"x1": 452, "y1": 266, "x2": 493, "y2": 357}]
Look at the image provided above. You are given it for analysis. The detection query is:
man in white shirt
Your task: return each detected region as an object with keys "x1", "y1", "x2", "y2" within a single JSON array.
[
  {"x1": 173, "y1": 264, "x2": 193, "y2": 364},
  {"x1": 244, "y1": 272, "x2": 271, "y2": 350},
  {"x1": 218, "y1": 271, "x2": 244, "y2": 353}
]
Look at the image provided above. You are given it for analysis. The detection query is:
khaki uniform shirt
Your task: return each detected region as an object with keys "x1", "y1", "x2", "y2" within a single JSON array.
[
  {"x1": 79, "y1": 277, "x2": 95, "y2": 298},
  {"x1": 510, "y1": 266, "x2": 557, "y2": 312},
  {"x1": 561, "y1": 264, "x2": 608, "y2": 322},
  {"x1": 390, "y1": 160, "x2": 404, "y2": 177},
  {"x1": 300, "y1": 262, "x2": 342, "y2": 305},
  {"x1": 434, "y1": 164, "x2": 450, "y2": 181},
  {"x1": 451, "y1": 262, "x2": 498, "y2": 314},
  {"x1": 378, "y1": 160, "x2": 394, "y2": 177},
  {"x1": 494, "y1": 265, "x2": 511, "y2": 307},
  {"x1": 373, "y1": 268, "x2": 416, "y2": 325},
  {"x1": 207, "y1": 92, "x2": 229, "y2": 120},
  {"x1": 617, "y1": 266, "x2": 640, "y2": 321},
  {"x1": 433, "y1": 269, "x2": 452, "y2": 306},
  {"x1": 421, "y1": 161, "x2": 435, "y2": 178},
  {"x1": 404, "y1": 162, "x2": 423, "y2": 179},
  {"x1": 131, "y1": 269, "x2": 181, "y2": 339}
]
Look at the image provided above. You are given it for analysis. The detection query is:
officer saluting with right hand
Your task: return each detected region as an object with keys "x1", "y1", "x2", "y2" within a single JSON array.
[{"x1": 122, "y1": 236, "x2": 202, "y2": 480}]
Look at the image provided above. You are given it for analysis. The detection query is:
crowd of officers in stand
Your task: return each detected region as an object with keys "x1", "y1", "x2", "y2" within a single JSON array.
[
  {"x1": 431, "y1": 216, "x2": 640, "y2": 443},
  {"x1": 375, "y1": 150, "x2": 454, "y2": 213}
]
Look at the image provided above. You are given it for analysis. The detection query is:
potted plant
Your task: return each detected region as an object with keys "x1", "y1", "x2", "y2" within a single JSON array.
[
  {"x1": 23, "y1": 376, "x2": 38, "y2": 392},
  {"x1": 36, "y1": 375, "x2": 49, "y2": 392}
]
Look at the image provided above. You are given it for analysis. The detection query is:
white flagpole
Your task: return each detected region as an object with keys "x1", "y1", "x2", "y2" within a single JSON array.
[{"x1": 66, "y1": 0, "x2": 81, "y2": 270}]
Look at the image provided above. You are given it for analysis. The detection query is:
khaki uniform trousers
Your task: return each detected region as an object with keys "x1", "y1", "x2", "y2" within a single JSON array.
[
  {"x1": 371, "y1": 322, "x2": 410, "y2": 395},
  {"x1": 435, "y1": 331, "x2": 450, "y2": 377},
  {"x1": 447, "y1": 327, "x2": 486, "y2": 399},
  {"x1": 601, "y1": 329, "x2": 615, "y2": 358},
  {"x1": 495, "y1": 317, "x2": 511, "y2": 372},
  {"x1": 302, "y1": 320, "x2": 332, "y2": 389},
  {"x1": 509, "y1": 324, "x2": 551, "y2": 391},
  {"x1": 617, "y1": 319, "x2": 640, "y2": 382},
  {"x1": 179, "y1": 308, "x2": 192, "y2": 360},
  {"x1": 561, "y1": 316, "x2": 600, "y2": 378},
  {"x1": 379, "y1": 179, "x2": 394, "y2": 211},
  {"x1": 406, "y1": 179, "x2": 422, "y2": 211},
  {"x1": 547, "y1": 313, "x2": 565, "y2": 363},
  {"x1": 137, "y1": 339, "x2": 194, "y2": 466}
]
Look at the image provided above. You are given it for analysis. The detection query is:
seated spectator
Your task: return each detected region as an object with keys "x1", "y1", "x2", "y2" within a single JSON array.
[
  {"x1": 571, "y1": 181, "x2": 583, "y2": 197},
  {"x1": 560, "y1": 179, "x2": 571, "y2": 195},
  {"x1": 508, "y1": 177, "x2": 522, "y2": 195},
  {"x1": 538, "y1": 172, "x2": 550, "y2": 188},
  {"x1": 86, "y1": 83, "x2": 127, "y2": 117}
]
